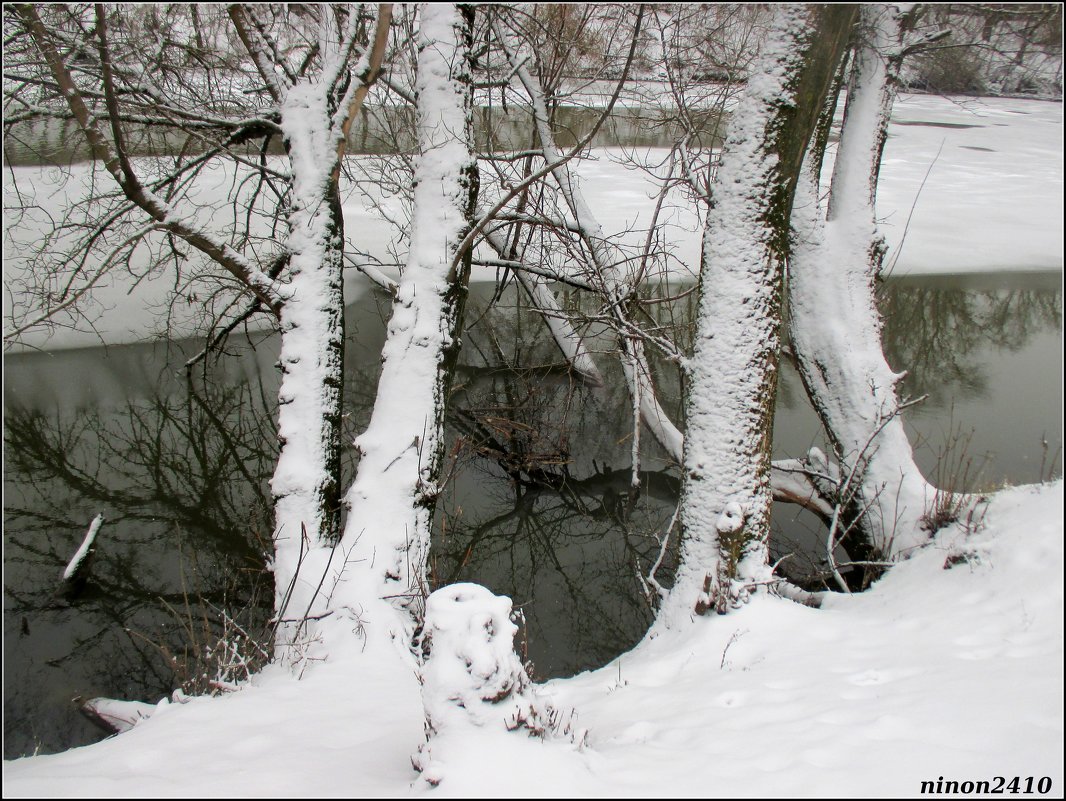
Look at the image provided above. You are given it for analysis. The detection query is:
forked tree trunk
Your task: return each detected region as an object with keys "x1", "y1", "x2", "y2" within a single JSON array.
[
  {"x1": 789, "y1": 4, "x2": 935, "y2": 562},
  {"x1": 261, "y1": 5, "x2": 393, "y2": 662},
  {"x1": 493, "y1": 18, "x2": 846, "y2": 522},
  {"x1": 657, "y1": 4, "x2": 856, "y2": 627}
]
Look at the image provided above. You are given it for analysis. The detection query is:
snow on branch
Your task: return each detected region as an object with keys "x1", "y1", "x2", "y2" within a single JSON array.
[
  {"x1": 16, "y1": 5, "x2": 292, "y2": 315},
  {"x1": 331, "y1": 4, "x2": 394, "y2": 173},
  {"x1": 228, "y1": 5, "x2": 294, "y2": 102},
  {"x1": 450, "y1": 8, "x2": 645, "y2": 279},
  {"x1": 62, "y1": 514, "x2": 103, "y2": 583}
]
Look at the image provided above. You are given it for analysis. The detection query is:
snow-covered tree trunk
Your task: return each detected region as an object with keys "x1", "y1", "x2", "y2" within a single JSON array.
[
  {"x1": 658, "y1": 4, "x2": 856, "y2": 626},
  {"x1": 268, "y1": 90, "x2": 349, "y2": 656},
  {"x1": 492, "y1": 16, "x2": 850, "y2": 523},
  {"x1": 230, "y1": 5, "x2": 393, "y2": 662},
  {"x1": 789, "y1": 4, "x2": 935, "y2": 561},
  {"x1": 16, "y1": 2, "x2": 393, "y2": 662},
  {"x1": 320, "y1": 3, "x2": 478, "y2": 652}
]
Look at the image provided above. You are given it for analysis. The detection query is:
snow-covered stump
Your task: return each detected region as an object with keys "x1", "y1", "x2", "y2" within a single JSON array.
[
  {"x1": 412, "y1": 583, "x2": 582, "y2": 787},
  {"x1": 789, "y1": 5, "x2": 937, "y2": 562},
  {"x1": 658, "y1": 5, "x2": 855, "y2": 627}
]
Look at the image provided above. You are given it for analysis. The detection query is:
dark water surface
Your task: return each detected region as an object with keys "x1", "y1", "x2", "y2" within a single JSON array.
[
  {"x1": 3, "y1": 272, "x2": 1062, "y2": 758},
  {"x1": 2, "y1": 104, "x2": 725, "y2": 166}
]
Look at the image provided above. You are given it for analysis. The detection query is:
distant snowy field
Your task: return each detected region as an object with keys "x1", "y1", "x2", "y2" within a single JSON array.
[
  {"x1": 876, "y1": 94, "x2": 1063, "y2": 275},
  {"x1": 3, "y1": 93, "x2": 1062, "y2": 352},
  {"x1": 4, "y1": 482, "x2": 1062, "y2": 797}
]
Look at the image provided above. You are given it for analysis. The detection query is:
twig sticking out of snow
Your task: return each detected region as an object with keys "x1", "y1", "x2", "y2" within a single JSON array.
[{"x1": 62, "y1": 513, "x2": 103, "y2": 583}]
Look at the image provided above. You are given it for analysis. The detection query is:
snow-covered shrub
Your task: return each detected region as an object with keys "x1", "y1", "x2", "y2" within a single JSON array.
[
  {"x1": 148, "y1": 576, "x2": 272, "y2": 697},
  {"x1": 412, "y1": 583, "x2": 584, "y2": 786}
]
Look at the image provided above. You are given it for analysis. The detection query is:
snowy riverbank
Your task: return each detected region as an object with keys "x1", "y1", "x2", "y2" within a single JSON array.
[{"x1": 4, "y1": 480, "x2": 1062, "y2": 797}]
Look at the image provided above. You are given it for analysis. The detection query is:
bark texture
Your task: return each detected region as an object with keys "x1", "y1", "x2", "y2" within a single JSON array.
[
  {"x1": 659, "y1": 4, "x2": 856, "y2": 627},
  {"x1": 321, "y1": 4, "x2": 479, "y2": 654}
]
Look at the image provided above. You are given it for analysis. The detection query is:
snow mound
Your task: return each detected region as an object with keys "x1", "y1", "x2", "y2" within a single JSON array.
[{"x1": 413, "y1": 583, "x2": 584, "y2": 788}]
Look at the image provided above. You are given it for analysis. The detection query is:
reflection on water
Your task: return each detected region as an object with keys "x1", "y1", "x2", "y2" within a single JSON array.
[
  {"x1": 439, "y1": 308, "x2": 681, "y2": 677},
  {"x1": 3, "y1": 274, "x2": 1062, "y2": 757},
  {"x1": 881, "y1": 272, "x2": 1063, "y2": 405},
  {"x1": 3, "y1": 106, "x2": 723, "y2": 166},
  {"x1": 3, "y1": 380, "x2": 276, "y2": 758}
]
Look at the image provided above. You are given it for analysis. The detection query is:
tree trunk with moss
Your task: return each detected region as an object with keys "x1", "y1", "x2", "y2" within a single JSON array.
[{"x1": 657, "y1": 4, "x2": 856, "y2": 627}]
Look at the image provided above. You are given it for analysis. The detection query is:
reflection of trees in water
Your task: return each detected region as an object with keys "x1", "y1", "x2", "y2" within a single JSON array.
[
  {"x1": 5, "y1": 278, "x2": 1059, "y2": 754},
  {"x1": 439, "y1": 296, "x2": 680, "y2": 678},
  {"x1": 3, "y1": 378, "x2": 278, "y2": 758},
  {"x1": 879, "y1": 281, "x2": 1062, "y2": 405},
  {"x1": 4, "y1": 378, "x2": 279, "y2": 562},
  {"x1": 1, "y1": 300, "x2": 398, "y2": 758},
  {"x1": 437, "y1": 279, "x2": 1064, "y2": 673},
  {"x1": 433, "y1": 468, "x2": 677, "y2": 679}
]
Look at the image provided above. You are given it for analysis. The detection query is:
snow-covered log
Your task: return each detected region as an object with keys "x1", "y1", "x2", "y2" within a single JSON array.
[
  {"x1": 658, "y1": 5, "x2": 856, "y2": 627},
  {"x1": 412, "y1": 583, "x2": 581, "y2": 787},
  {"x1": 77, "y1": 690, "x2": 191, "y2": 734},
  {"x1": 789, "y1": 4, "x2": 937, "y2": 560},
  {"x1": 76, "y1": 697, "x2": 160, "y2": 734}
]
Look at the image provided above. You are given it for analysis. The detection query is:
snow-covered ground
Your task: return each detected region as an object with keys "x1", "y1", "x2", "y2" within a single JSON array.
[
  {"x1": 4, "y1": 481, "x2": 1062, "y2": 797},
  {"x1": 3, "y1": 93, "x2": 1061, "y2": 351}
]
